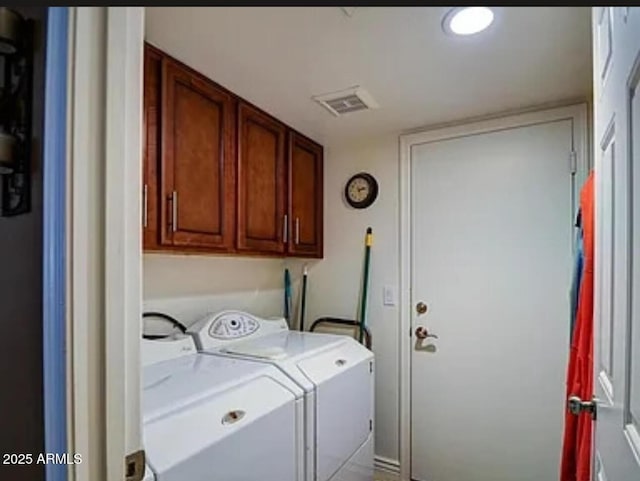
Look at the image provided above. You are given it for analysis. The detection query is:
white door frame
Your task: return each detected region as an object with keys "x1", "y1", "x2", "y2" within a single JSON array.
[
  {"x1": 66, "y1": 7, "x2": 144, "y2": 481},
  {"x1": 397, "y1": 103, "x2": 589, "y2": 481}
]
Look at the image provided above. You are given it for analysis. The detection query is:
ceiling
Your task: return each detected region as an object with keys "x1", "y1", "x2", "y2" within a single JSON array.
[{"x1": 145, "y1": 7, "x2": 592, "y2": 145}]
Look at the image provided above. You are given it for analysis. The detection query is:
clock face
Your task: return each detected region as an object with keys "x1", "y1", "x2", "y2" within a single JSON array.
[
  {"x1": 348, "y1": 177, "x2": 370, "y2": 203},
  {"x1": 345, "y1": 172, "x2": 378, "y2": 209}
]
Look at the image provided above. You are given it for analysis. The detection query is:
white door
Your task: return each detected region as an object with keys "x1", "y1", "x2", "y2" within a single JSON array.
[
  {"x1": 591, "y1": 7, "x2": 640, "y2": 481},
  {"x1": 409, "y1": 111, "x2": 581, "y2": 481}
]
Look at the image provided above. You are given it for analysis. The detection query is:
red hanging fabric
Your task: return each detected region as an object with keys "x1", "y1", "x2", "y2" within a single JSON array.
[{"x1": 560, "y1": 172, "x2": 595, "y2": 481}]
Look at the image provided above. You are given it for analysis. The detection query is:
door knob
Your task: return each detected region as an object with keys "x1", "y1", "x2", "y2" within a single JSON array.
[
  {"x1": 415, "y1": 326, "x2": 438, "y2": 340},
  {"x1": 416, "y1": 302, "x2": 428, "y2": 315},
  {"x1": 567, "y1": 395, "x2": 598, "y2": 420}
]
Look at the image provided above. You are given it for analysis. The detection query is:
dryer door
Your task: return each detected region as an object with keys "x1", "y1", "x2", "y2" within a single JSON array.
[{"x1": 298, "y1": 342, "x2": 374, "y2": 481}]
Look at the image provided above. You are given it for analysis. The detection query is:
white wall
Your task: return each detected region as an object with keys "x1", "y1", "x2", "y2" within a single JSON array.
[
  {"x1": 145, "y1": 254, "x2": 284, "y2": 301},
  {"x1": 306, "y1": 134, "x2": 401, "y2": 463},
  {"x1": 143, "y1": 254, "x2": 312, "y2": 325}
]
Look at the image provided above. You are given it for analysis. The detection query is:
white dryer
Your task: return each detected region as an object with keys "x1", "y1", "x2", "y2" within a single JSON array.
[
  {"x1": 142, "y1": 334, "x2": 305, "y2": 481},
  {"x1": 188, "y1": 311, "x2": 375, "y2": 481}
]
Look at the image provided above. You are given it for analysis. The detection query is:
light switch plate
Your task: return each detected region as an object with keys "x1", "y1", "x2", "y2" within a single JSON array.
[{"x1": 383, "y1": 285, "x2": 397, "y2": 306}]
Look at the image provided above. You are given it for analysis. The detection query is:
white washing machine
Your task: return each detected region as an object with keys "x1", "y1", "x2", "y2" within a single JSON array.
[
  {"x1": 141, "y1": 334, "x2": 305, "y2": 481},
  {"x1": 188, "y1": 311, "x2": 375, "y2": 481}
]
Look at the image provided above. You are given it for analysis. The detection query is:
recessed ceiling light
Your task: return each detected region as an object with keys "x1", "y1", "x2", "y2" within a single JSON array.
[{"x1": 442, "y1": 7, "x2": 495, "y2": 36}]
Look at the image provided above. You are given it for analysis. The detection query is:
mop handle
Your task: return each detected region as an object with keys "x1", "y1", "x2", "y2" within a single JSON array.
[
  {"x1": 359, "y1": 227, "x2": 373, "y2": 344},
  {"x1": 284, "y1": 268, "x2": 292, "y2": 327},
  {"x1": 300, "y1": 265, "x2": 308, "y2": 331}
]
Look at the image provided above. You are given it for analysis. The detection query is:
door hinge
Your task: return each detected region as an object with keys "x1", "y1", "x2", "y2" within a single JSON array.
[
  {"x1": 125, "y1": 449, "x2": 145, "y2": 481},
  {"x1": 369, "y1": 361, "x2": 373, "y2": 373},
  {"x1": 369, "y1": 419, "x2": 373, "y2": 431},
  {"x1": 569, "y1": 151, "x2": 577, "y2": 175}
]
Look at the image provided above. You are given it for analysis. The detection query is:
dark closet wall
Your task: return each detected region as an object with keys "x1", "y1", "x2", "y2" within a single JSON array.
[{"x1": 0, "y1": 7, "x2": 47, "y2": 481}]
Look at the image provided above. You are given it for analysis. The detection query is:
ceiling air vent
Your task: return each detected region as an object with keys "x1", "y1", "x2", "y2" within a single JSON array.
[{"x1": 313, "y1": 86, "x2": 379, "y2": 117}]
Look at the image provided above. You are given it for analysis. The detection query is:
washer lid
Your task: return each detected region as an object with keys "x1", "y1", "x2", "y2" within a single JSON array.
[
  {"x1": 143, "y1": 353, "x2": 301, "y2": 424},
  {"x1": 143, "y1": 354, "x2": 304, "y2": 480},
  {"x1": 221, "y1": 331, "x2": 346, "y2": 361},
  {"x1": 143, "y1": 354, "x2": 302, "y2": 481}
]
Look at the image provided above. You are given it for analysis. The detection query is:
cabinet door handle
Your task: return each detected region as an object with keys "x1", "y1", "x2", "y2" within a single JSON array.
[
  {"x1": 142, "y1": 184, "x2": 148, "y2": 228},
  {"x1": 171, "y1": 191, "x2": 178, "y2": 232},
  {"x1": 295, "y1": 217, "x2": 300, "y2": 245},
  {"x1": 283, "y1": 214, "x2": 288, "y2": 243}
]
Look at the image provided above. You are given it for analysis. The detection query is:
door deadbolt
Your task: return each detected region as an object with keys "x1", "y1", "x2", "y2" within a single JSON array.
[{"x1": 416, "y1": 302, "x2": 428, "y2": 315}]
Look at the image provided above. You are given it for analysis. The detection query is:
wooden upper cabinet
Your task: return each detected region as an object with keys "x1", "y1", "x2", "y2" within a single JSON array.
[
  {"x1": 160, "y1": 58, "x2": 235, "y2": 250},
  {"x1": 288, "y1": 132, "x2": 323, "y2": 258},
  {"x1": 142, "y1": 44, "x2": 162, "y2": 250},
  {"x1": 142, "y1": 44, "x2": 323, "y2": 258},
  {"x1": 236, "y1": 101, "x2": 287, "y2": 254}
]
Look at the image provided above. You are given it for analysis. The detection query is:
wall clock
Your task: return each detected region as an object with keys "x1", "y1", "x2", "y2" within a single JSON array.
[{"x1": 344, "y1": 172, "x2": 379, "y2": 209}]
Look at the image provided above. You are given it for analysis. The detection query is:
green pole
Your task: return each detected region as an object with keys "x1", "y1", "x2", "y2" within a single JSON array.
[{"x1": 359, "y1": 227, "x2": 373, "y2": 344}]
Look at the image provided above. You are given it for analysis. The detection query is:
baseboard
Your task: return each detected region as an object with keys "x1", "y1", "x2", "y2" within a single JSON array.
[
  {"x1": 374, "y1": 455, "x2": 400, "y2": 476},
  {"x1": 374, "y1": 471, "x2": 400, "y2": 481}
]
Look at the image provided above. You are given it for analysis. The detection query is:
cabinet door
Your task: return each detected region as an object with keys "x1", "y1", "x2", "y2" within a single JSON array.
[
  {"x1": 160, "y1": 59, "x2": 235, "y2": 250},
  {"x1": 142, "y1": 44, "x2": 161, "y2": 250},
  {"x1": 288, "y1": 132, "x2": 323, "y2": 258},
  {"x1": 236, "y1": 102, "x2": 287, "y2": 254}
]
